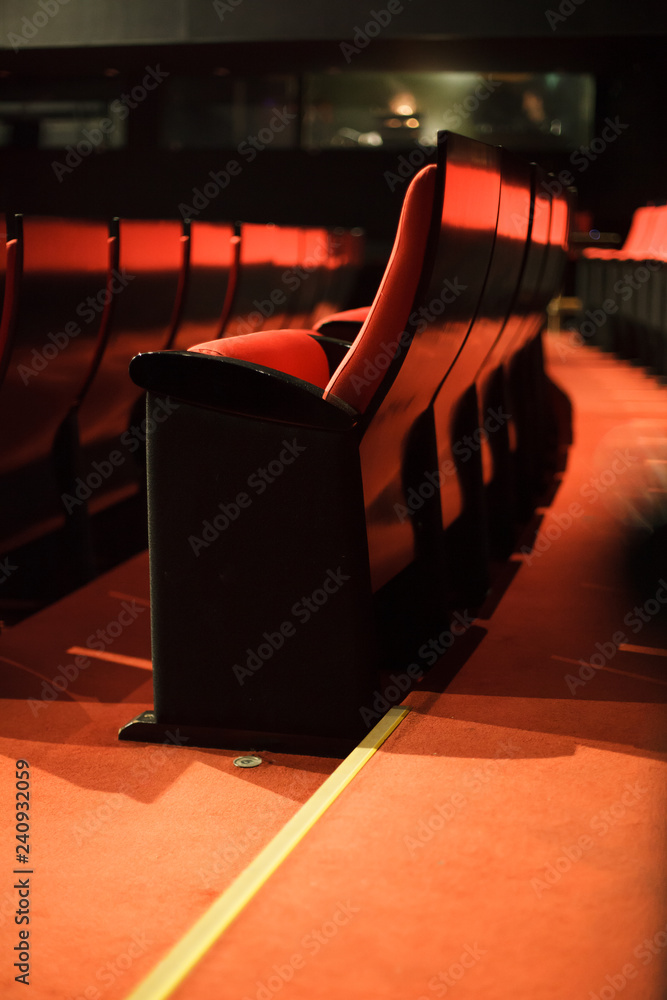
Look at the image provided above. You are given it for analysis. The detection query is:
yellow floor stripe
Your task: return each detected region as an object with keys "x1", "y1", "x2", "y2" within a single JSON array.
[
  {"x1": 67, "y1": 646, "x2": 153, "y2": 670},
  {"x1": 124, "y1": 705, "x2": 409, "y2": 1000},
  {"x1": 551, "y1": 654, "x2": 667, "y2": 684},
  {"x1": 619, "y1": 643, "x2": 667, "y2": 659},
  {"x1": 108, "y1": 590, "x2": 151, "y2": 606}
]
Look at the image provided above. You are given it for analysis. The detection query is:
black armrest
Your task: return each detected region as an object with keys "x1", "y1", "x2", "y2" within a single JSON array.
[
  {"x1": 307, "y1": 333, "x2": 353, "y2": 376},
  {"x1": 129, "y1": 350, "x2": 358, "y2": 431},
  {"x1": 314, "y1": 319, "x2": 364, "y2": 342}
]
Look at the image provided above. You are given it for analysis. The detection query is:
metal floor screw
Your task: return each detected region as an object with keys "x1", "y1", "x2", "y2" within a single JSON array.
[{"x1": 233, "y1": 755, "x2": 263, "y2": 768}]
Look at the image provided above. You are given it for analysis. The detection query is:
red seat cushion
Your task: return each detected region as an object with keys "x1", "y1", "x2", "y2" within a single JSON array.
[
  {"x1": 187, "y1": 164, "x2": 436, "y2": 410},
  {"x1": 187, "y1": 329, "x2": 330, "y2": 389}
]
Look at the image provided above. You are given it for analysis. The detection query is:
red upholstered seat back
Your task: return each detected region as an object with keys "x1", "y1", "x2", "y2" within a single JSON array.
[
  {"x1": 583, "y1": 205, "x2": 654, "y2": 260},
  {"x1": 646, "y1": 205, "x2": 667, "y2": 259},
  {"x1": 324, "y1": 165, "x2": 437, "y2": 413},
  {"x1": 170, "y1": 220, "x2": 237, "y2": 349},
  {"x1": 76, "y1": 218, "x2": 187, "y2": 454}
]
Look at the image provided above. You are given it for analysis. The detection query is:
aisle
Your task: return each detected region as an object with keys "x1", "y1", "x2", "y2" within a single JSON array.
[
  {"x1": 1, "y1": 334, "x2": 666, "y2": 1000},
  {"x1": 0, "y1": 555, "x2": 342, "y2": 1000},
  {"x1": 166, "y1": 335, "x2": 667, "y2": 1000}
]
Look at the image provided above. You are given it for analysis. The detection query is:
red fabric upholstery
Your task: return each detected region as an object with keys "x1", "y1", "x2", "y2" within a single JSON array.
[
  {"x1": 187, "y1": 329, "x2": 331, "y2": 388},
  {"x1": 324, "y1": 165, "x2": 437, "y2": 413},
  {"x1": 314, "y1": 306, "x2": 371, "y2": 330},
  {"x1": 188, "y1": 165, "x2": 436, "y2": 409},
  {"x1": 582, "y1": 205, "x2": 655, "y2": 259}
]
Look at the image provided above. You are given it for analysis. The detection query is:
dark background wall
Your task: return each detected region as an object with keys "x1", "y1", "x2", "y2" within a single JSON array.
[
  {"x1": 1, "y1": 0, "x2": 665, "y2": 45},
  {"x1": 0, "y1": 3, "x2": 665, "y2": 242}
]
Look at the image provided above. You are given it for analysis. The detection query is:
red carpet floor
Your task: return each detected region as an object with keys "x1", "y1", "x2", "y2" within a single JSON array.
[
  {"x1": 0, "y1": 556, "x2": 341, "y2": 1000},
  {"x1": 1, "y1": 333, "x2": 666, "y2": 1000}
]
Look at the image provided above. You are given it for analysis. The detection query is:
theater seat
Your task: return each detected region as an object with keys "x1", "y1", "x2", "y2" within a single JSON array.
[
  {"x1": 0, "y1": 217, "x2": 113, "y2": 569},
  {"x1": 75, "y1": 218, "x2": 188, "y2": 510},
  {"x1": 169, "y1": 220, "x2": 237, "y2": 349},
  {"x1": 0, "y1": 215, "x2": 22, "y2": 391},
  {"x1": 188, "y1": 330, "x2": 331, "y2": 388},
  {"x1": 120, "y1": 130, "x2": 553, "y2": 755},
  {"x1": 576, "y1": 205, "x2": 657, "y2": 354},
  {"x1": 313, "y1": 305, "x2": 371, "y2": 341}
]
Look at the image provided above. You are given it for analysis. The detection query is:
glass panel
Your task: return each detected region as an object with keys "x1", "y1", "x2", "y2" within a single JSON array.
[
  {"x1": 302, "y1": 71, "x2": 595, "y2": 151},
  {"x1": 160, "y1": 75, "x2": 299, "y2": 150},
  {"x1": 39, "y1": 113, "x2": 126, "y2": 150},
  {"x1": 0, "y1": 100, "x2": 127, "y2": 149}
]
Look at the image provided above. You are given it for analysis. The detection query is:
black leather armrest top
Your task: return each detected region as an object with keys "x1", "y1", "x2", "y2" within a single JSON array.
[
  {"x1": 307, "y1": 333, "x2": 353, "y2": 376},
  {"x1": 313, "y1": 319, "x2": 364, "y2": 343},
  {"x1": 129, "y1": 350, "x2": 359, "y2": 431}
]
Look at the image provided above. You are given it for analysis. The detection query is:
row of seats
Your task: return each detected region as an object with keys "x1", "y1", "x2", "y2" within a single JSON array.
[
  {"x1": 120, "y1": 129, "x2": 572, "y2": 755},
  {"x1": 0, "y1": 216, "x2": 364, "y2": 573},
  {"x1": 576, "y1": 202, "x2": 667, "y2": 373}
]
